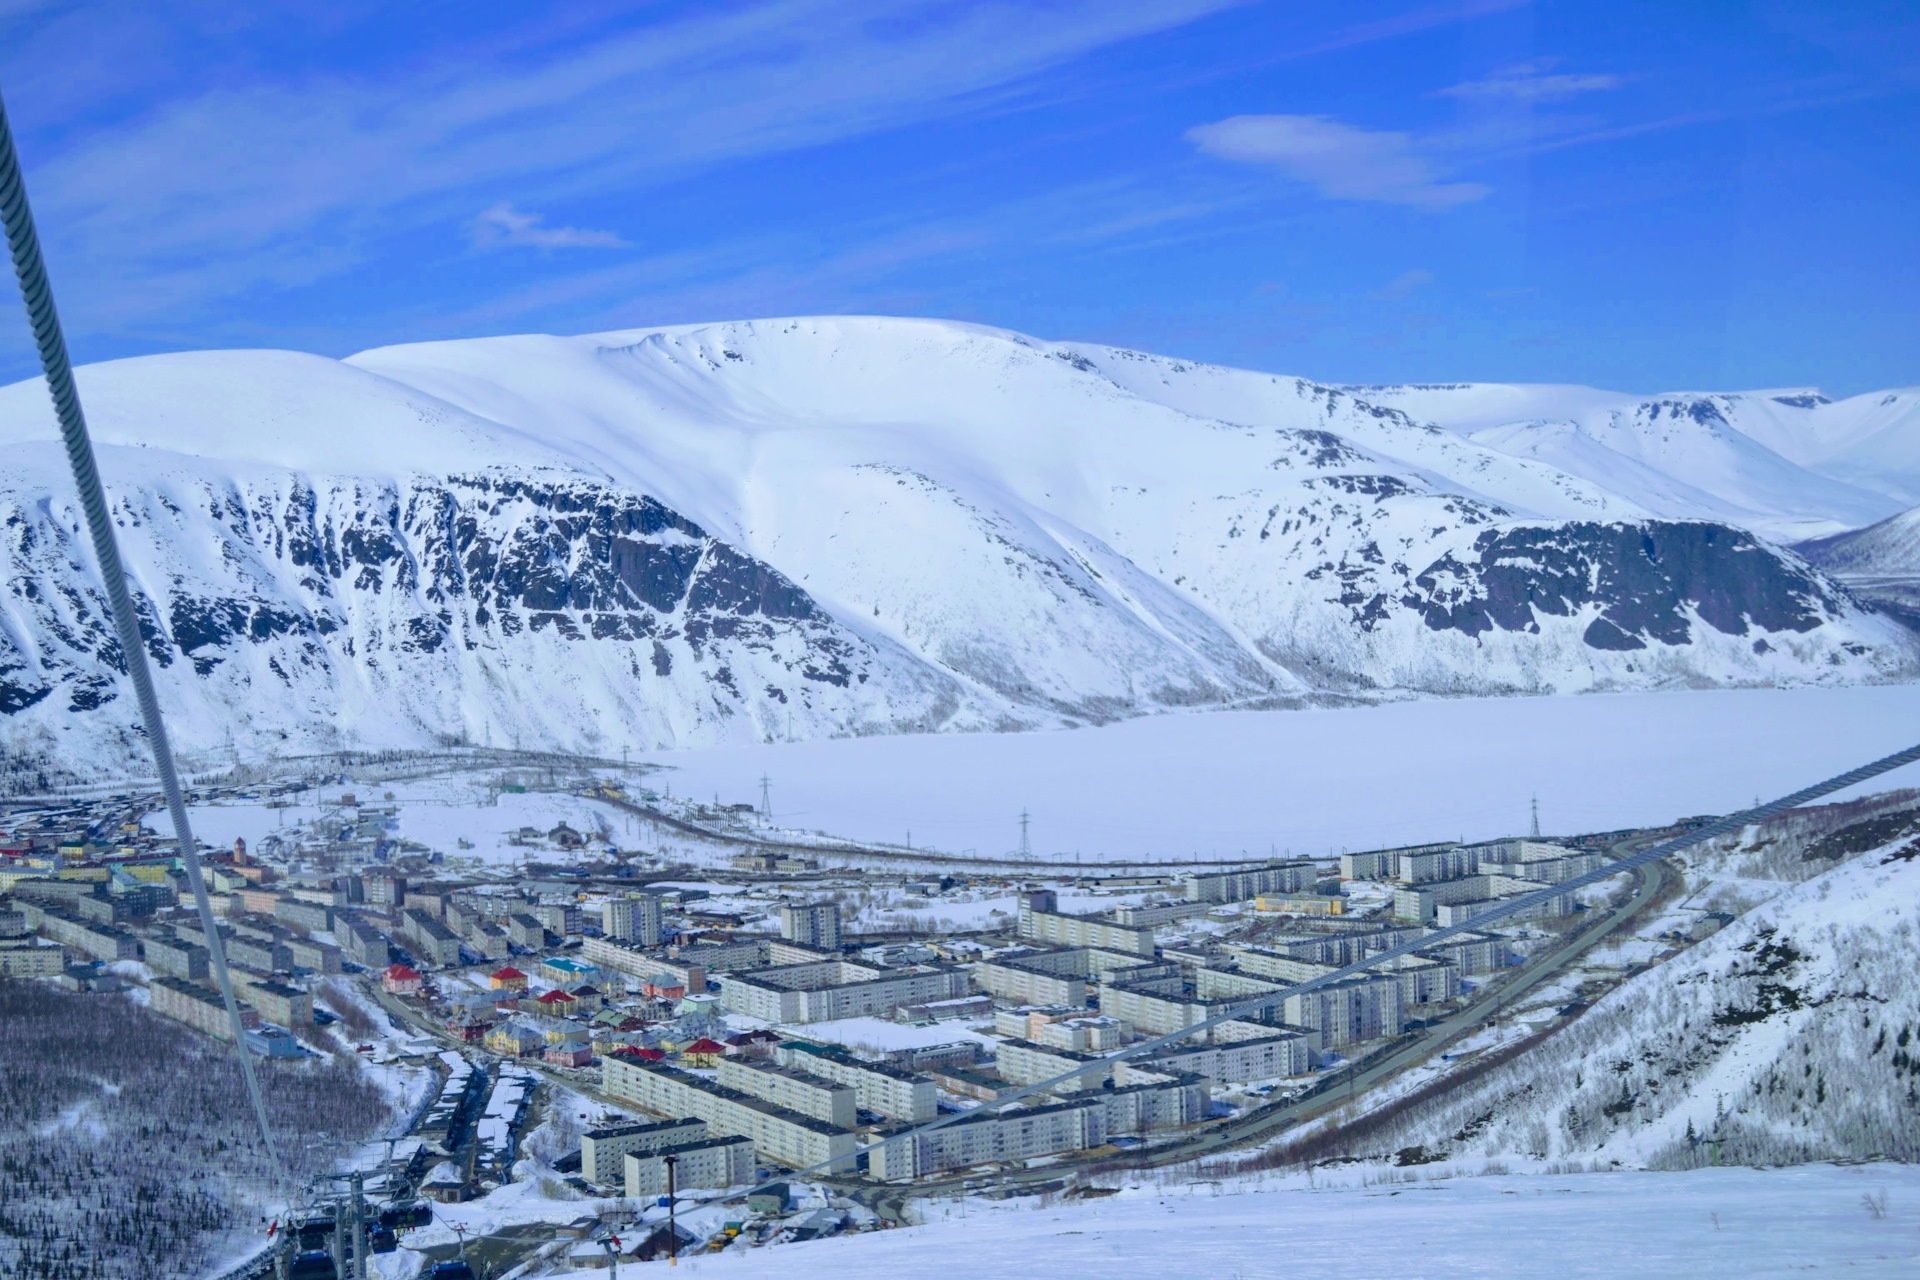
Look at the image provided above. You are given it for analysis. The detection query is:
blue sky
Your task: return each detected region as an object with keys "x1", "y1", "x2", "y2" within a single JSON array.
[{"x1": 0, "y1": 0, "x2": 1915, "y2": 394}]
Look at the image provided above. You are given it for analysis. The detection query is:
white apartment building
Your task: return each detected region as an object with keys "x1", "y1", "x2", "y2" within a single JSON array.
[
  {"x1": 602, "y1": 1057, "x2": 856, "y2": 1172},
  {"x1": 715, "y1": 1057, "x2": 858, "y2": 1129},
  {"x1": 774, "y1": 1041, "x2": 938, "y2": 1123},
  {"x1": 624, "y1": 1135, "x2": 755, "y2": 1197},
  {"x1": 779, "y1": 901, "x2": 842, "y2": 951},
  {"x1": 580, "y1": 1118, "x2": 706, "y2": 1186}
]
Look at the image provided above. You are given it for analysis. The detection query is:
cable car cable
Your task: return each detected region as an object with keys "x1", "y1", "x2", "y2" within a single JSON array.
[{"x1": 0, "y1": 86, "x2": 286, "y2": 1189}]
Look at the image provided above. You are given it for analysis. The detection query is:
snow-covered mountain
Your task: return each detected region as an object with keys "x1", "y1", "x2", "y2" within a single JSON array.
[{"x1": 0, "y1": 317, "x2": 1912, "y2": 773}]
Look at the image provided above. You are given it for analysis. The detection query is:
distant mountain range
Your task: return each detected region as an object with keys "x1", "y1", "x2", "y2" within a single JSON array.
[{"x1": 0, "y1": 316, "x2": 1914, "y2": 774}]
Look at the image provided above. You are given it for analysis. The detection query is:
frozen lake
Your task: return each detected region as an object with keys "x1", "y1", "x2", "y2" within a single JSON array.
[{"x1": 644, "y1": 686, "x2": 1920, "y2": 861}]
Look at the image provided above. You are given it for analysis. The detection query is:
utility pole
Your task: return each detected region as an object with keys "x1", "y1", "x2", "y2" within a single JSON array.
[
  {"x1": 351, "y1": 1172, "x2": 367, "y2": 1280},
  {"x1": 665, "y1": 1155, "x2": 679, "y2": 1267}
]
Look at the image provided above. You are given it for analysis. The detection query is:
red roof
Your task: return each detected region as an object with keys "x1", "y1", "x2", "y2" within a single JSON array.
[
  {"x1": 491, "y1": 967, "x2": 526, "y2": 980},
  {"x1": 384, "y1": 963, "x2": 421, "y2": 980},
  {"x1": 536, "y1": 989, "x2": 576, "y2": 1004},
  {"x1": 684, "y1": 1038, "x2": 726, "y2": 1054},
  {"x1": 634, "y1": 1047, "x2": 667, "y2": 1061}
]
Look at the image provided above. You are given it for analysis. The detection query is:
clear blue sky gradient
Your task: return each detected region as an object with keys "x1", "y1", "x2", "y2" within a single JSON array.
[{"x1": 0, "y1": 0, "x2": 1914, "y2": 395}]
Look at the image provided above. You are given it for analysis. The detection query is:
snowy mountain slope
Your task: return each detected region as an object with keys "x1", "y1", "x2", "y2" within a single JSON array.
[
  {"x1": 1330, "y1": 797, "x2": 1920, "y2": 1169},
  {"x1": 1796, "y1": 504, "x2": 1920, "y2": 578},
  {"x1": 0, "y1": 316, "x2": 1913, "y2": 772}
]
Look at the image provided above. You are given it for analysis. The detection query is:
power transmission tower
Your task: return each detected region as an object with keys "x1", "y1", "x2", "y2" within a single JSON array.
[
  {"x1": 1530, "y1": 794, "x2": 1541, "y2": 839},
  {"x1": 1019, "y1": 809, "x2": 1030, "y2": 859},
  {"x1": 760, "y1": 774, "x2": 772, "y2": 821}
]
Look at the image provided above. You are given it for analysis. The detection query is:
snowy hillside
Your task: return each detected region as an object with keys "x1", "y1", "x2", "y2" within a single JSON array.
[
  {"x1": 1797, "y1": 504, "x2": 1920, "y2": 577},
  {"x1": 0, "y1": 317, "x2": 1914, "y2": 773},
  {"x1": 1320, "y1": 794, "x2": 1920, "y2": 1169}
]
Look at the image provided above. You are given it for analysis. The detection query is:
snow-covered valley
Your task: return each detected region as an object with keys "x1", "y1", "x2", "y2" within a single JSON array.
[{"x1": 0, "y1": 317, "x2": 1916, "y2": 776}]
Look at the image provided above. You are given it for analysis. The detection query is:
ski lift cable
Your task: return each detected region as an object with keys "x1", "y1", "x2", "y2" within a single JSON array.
[
  {"x1": 0, "y1": 89, "x2": 286, "y2": 1188},
  {"x1": 763, "y1": 737, "x2": 1920, "y2": 1188}
]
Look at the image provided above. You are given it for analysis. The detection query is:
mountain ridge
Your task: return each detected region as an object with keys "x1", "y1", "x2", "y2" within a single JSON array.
[{"x1": 0, "y1": 315, "x2": 1912, "y2": 775}]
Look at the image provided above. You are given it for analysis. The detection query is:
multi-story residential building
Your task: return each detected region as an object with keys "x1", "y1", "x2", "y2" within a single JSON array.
[
  {"x1": 580, "y1": 1117, "x2": 705, "y2": 1186},
  {"x1": 274, "y1": 897, "x2": 334, "y2": 933},
  {"x1": 1339, "y1": 842, "x2": 1459, "y2": 882},
  {"x1": 601, "y1": 1057, "x2": 857, "y2": 1173},
  {"x1": 1183, "y1": 861, "x2": 1317, "y2": 905},
  {"x1": 363, "y1": 872, "x2": 406, "y2": 908},
  {"x1": 145, "y1": 934, "x2": 210, "y2": 981},
  {"x1": 36, "y1": 908, "x2": 139, "y2": 962},
  {"x1": 715, "y1": 1057, "x2": 858, "y2": 1129},
  {"x1": 972, "y1": 953, "x2": 1088, "y2": 1007},
  {"x1": 235, "y1": 974, "x2": 314, "y2": 1026},
  {"x1": 338, "y1": 917, "x2": 392, "y2": 969},
  {"x1": 0, "y1": 938, "x2": 64, "y2": 977},
  {"x1": 223, "y1": 934, "x2": 294, "y2": 974},
  {"x1": 533, "y1": 902, "x2": 581, "y2": 938},
  {"x1": 1280, "y1": 973, "x2": 1404, "y2": 1049},
  {"x1": 1015, "y1": 893, "x2": 1155, "y2": 956},
  {"x1": 778, "y1": 902, "x2": 841, "y2": 951},
  {"x1": 624, "y1": 1135, "x2": 754, "y2": 1197},
  {"x1": 539, "y1": 956, "x2": 601, "y2": 987},
  {"x1": 993, "y1": 1038, "x2": 1107, "y2": 1093},
  {"x1": 403, "y1": 908, "x2": 462, "y2": 968},
  {"x1": 507, "y1": 913, "x2": 549, "y2": 950},
  {"x1": 285, "y1": 937, "x2": 343, "y2": 974},
  {"x1": 773, "y1": 1041, "x2": 938, "y2": 1123},
  {"x1": 151, "y1": 976, "x2": 258, "y2": 1042},
  {"x1": 1116, "y1": 1031, "x2": 1315, "y2": 1085},
  {"x1": 720, "y1": 958, "x2": 970, "y2": 1025}
]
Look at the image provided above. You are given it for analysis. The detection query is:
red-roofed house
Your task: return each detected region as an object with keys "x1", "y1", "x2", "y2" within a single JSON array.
[
  {"x1": 640, "y1": 974, "x2": 686, "y2": 1000},
  {"x1": 382, "y1": 964, "x2": 423, "y2": 995},
  {"x1": 535, "y1": 989, "x2": 577, "y2": 1013},
  {"x1": 683, "y1": 1038, "x2": 725, "y2": 1067},
  {"x1": 489, "y1": 966, "x2": 528, "y2": 991}
]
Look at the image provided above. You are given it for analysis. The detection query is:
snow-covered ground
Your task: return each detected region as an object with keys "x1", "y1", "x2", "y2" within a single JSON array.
[
  {"x1": 647, "y1": 685, "x2": 1920, "y2": 860},
  {"x1": 531, "y1": 1164, "x2": 1920, "y2": 1278}
]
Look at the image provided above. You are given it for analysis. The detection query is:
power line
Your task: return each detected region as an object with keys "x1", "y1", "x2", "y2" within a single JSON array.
[{"x1": 0, "y1": 89, "x2": 285, "y2": 1188}]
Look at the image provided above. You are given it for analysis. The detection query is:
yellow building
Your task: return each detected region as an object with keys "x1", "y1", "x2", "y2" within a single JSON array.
[{"x1": 1254, "y1": 894, "x2": 1345, "y2": 916}]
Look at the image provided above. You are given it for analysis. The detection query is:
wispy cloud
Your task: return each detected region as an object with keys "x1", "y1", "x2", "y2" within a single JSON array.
[
  {"x1": 1372, "y1": 268, "x2": 1434, "y2": 300},
  {"x1": 1186, "y1": 115, "x2": 1486, "y2": 207},
  {"x1": 472, "y1": 203, "x2": 626, "y2": 250},
  {"x1": 1438, "y1": 61, "x2": 1624, "y2": 103},
  {"x1": 17, "y1": 0, "x2": 1246, "y2": 333}
]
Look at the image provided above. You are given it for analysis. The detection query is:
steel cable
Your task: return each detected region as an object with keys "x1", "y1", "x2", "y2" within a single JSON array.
[{"x1": 0, "y1": 88, "x2": 286, "y2": 1189}]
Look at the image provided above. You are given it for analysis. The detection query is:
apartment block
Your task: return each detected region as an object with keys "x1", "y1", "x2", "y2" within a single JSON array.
[
  {"x1": 602, "y1": 1057, "x2": 856, "y2": 1172},
  {"x1": 145, "y1": 933, "x2": 210, "y2": 981},
  {"x1": 715, "y1": 1057, "x2": 858, "y2": 1129},
  {"x1": 779, "y1": 901, "x2": 842, "y2": 951},
  {"x1": 151, "y1": 976, "x2": 258, "y2": 1041},
  {"x1": 624, "y1": 1136, "x2": 754, "y2": 1198},
  {"x1": 1015, "y1": 895, "x2": 1155, "y2": 957},
  {"x1": 403, "y1": 908, "x2": 462, "y2": 967},
  {"x1": 720, "y1": 958, "x2": 970, "y2": 1025},
  {"x1": 1183, "y1": 861, "x2": 1317, "y2": 905},
  {"x1": 773, "y1": 1040, "x2": 938, "y2": 1123},
  {"x1": 235, "y1": 973, "x2": 314, "y2": 1026},
  {"x1": 0, "y1": 939, "x2": 63, "y2": 977},
  {"x1": 1339, "y1": 842, "x2": 1459, "y2": 882},
  {"x1": 993, "y1": 1038, "x2": 1107, "y2": 1093},
  {"x1": 338, "y1": 917, "x2": 392, "y2": 969},
  {"x1": 1280, "y1": 973, "x2": 1404, "y2": 1049},
  {"x1": 37, "y1": 908, "x2": 139, "y2": 962},
  {"x1": 1117, "y1": 1031, "x2": 1315, "y2": 1085},
  {"x1": 274, "y1": 897, "x2": 334, "y2": 932},
  {"x1": 580, "y1": 1117, "x2": 706, "y2": 1186},
  {"x1": 972, "y1": 955, "x2": 1088, "y2": 1007},
  {"x1": 285, "y1": 937, "x2": 343, "y2": 975}
]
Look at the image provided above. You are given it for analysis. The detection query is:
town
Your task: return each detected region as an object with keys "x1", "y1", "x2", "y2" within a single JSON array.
[{"x1": 0, "y1": 753, "x2": 1691, "y2": 1274}]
